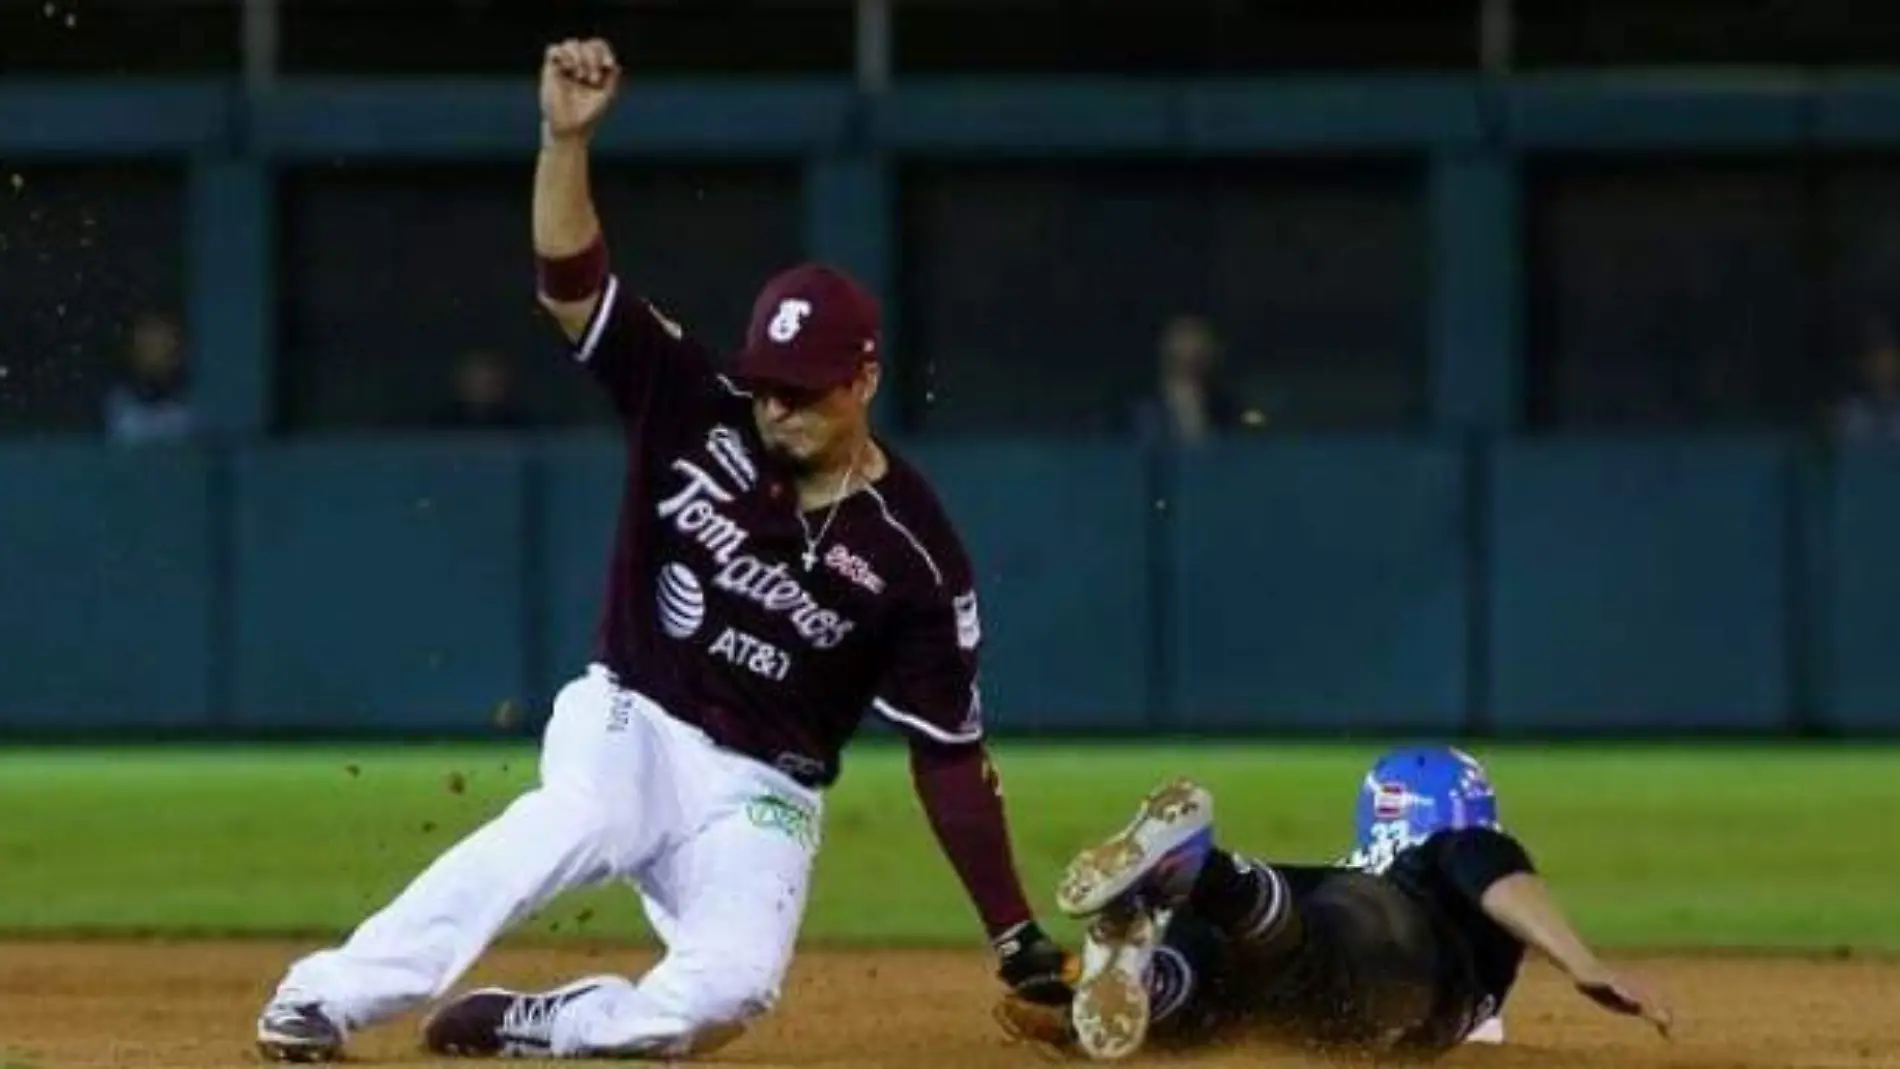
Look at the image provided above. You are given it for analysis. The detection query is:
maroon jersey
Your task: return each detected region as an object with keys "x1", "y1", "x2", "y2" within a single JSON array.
[{"x1": 564, "y1": 275, "x2": 986, "y2": 787}]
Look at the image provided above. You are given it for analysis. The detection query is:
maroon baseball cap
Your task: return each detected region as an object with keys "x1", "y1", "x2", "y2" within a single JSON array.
[{"x1": 731, "y1": 263, "x2": 881, "y2": 394}]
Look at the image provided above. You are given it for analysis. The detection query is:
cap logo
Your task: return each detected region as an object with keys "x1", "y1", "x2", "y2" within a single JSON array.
[{"x1": 767, "y1": 298, "x2": 813, "y2": 343}]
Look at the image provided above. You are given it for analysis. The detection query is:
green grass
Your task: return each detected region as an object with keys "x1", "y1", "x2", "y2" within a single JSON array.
[{"x1": 1, "y1": 741, "x2": 1895, "y2": 951}]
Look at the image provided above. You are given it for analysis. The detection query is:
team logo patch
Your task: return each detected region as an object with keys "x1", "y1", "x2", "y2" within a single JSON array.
[
  {"x1": 824, "y1": 543, "x2": 885, "y2": 594},
  {"x1": 1372, "y1": 781, "x2": 1412, "y2": 820},
  {"x1": 658, "y1": 563, "x2": 705, "y2": 639},
  {"x1": 745, "y1": 793, "x2": 819, "y2": 850},
  {"x1": 953, "y1": 590, "x2": 981, "y2": 650}
]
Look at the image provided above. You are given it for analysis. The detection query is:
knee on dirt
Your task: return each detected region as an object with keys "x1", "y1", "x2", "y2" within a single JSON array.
[{"x1": 616, "y1": 957, "x2": 780, "y2": 1057}]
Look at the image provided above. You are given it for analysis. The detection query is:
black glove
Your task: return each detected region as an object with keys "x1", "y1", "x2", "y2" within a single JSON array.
[{"x1": 993, "y1": 920, "x2": 1075, "y2": 1006}]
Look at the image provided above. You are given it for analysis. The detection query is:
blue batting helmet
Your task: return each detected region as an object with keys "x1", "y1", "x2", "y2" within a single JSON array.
[{"x1": 1352, "y1": 746, "x2": 1501, "y2": 859}]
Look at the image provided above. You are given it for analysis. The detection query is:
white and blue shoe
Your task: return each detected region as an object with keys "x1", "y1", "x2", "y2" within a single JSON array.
[
  {"x1": 1057, "y1": 777, "x2": 1214, "y2": 919},
  {"x1": 1056, "y1": 778, "x2": 1214, "y2": 1061},
  {"x1": 1066, "y1": 904, "x2": 1165, "y2": 1061}
]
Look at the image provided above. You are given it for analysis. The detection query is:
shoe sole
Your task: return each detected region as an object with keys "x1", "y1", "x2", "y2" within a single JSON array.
[
  {"x1": 1070, "y1": 911, "x2": 1160, "y2": 1062},
  {"x1": 255, "y1": 1032, "x2": 342, "y2": 1064},
  {"x1": 421, "y1": 986, "x2": 538, "y2": 1057},
  {"x1": 1057, "y1": 778, "x2": 1213, "y2": 918}
]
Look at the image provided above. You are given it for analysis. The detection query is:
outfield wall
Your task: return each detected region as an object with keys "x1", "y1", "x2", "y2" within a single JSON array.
[
  {"x1": 4, "y1": 436, "x2": 1899, "y2": 736},
  {"x1": 9, "y1": 76, "x2": 1900, "y2": 735}
]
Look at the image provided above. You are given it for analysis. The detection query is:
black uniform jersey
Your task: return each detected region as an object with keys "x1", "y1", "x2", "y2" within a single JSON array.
[
  {"x1": 1365, "y1": 825, "x2": 1535, "y2": 1049},
  {"x1": 1152, "y1": 826, "x2": 1536, "y2": 1057}
]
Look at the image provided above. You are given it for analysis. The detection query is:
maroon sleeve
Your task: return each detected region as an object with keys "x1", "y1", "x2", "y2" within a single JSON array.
[
  {"x1": 872, "y1": 576, "x2": 985, "y2": 747},
  {"x1": 910, "y1": 741, "x2": 1035, "y2": 939},
  {"x1": 564, "y1": 274, "x2": 726, "y2": 422}
]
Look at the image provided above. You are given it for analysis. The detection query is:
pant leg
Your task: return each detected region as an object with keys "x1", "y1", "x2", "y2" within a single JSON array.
[
  {"x1": 1258, "y1": 871, "x2": 1441, "y2": 1053},
  {"x1": 1173, "y1": 858, "x2": 1372, "y2": 1051},
  {"x1": 270, "y1": 667, "x2": 671, "y2": 1030},
  {"x1": 550, "y1": 706, "x2": 822, "y2": 1059}
]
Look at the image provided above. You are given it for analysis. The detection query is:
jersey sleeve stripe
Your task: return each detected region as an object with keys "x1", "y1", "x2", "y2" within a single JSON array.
[
  {"x1": 873, "y1": 697, "x2": 982, "y2": 744},
  {"x1": 573, "y1": 274, "x2": 622, "y2": 364},
  {"x1": 864, "y1": 486, "x2": 946, "y2": 587}
]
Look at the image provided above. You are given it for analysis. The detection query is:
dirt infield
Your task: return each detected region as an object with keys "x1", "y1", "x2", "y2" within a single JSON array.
[{"x1": 1, "y1": 939, "x2": 1896, "y2": 1068}]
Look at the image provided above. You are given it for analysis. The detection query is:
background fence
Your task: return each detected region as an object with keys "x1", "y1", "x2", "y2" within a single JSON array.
[
  {"x1": 8, "y1": 2, "x2": 1900, "y2": 738},
  {"x1": 6, "y1": 434, "x2": 1899, "y2": 736}
]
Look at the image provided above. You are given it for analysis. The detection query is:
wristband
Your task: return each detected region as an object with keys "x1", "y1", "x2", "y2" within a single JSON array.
[
  {"x1": 536, "y1": 232, "x2": 608, "y2": 302},
  {"x1": 992, "y1": 919, "x2": 1043, "y2": 959}
]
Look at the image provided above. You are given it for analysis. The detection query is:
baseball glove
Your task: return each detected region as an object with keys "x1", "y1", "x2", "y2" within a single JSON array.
[
  {"x1": 994, "y1": 987, "x2": 1080, "y2": 1060},
  {"x1": 992, "y1": 924, "x2": 1082, "y2": 1060}
]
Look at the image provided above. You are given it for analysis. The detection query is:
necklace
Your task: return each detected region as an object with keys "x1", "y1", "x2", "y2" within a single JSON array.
[{"x1": 796, "y1": 439, "x2": 868, "y2": 572}]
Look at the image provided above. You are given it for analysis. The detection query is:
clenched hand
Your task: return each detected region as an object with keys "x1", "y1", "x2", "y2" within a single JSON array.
[{"x1": 541, "y1": 38, "x2": 620, "y2": 141}]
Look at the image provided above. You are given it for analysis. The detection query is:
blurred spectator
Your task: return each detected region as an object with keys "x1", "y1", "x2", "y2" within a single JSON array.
[
  {"x1": 1833, "y1": 317, "x2": 1900, "y2": 442},
  {"x1": 434, "y1": 347, "x2": 529, "y2": 430},
  {"x1": 102, "y1": 310, "x2": 196, "y2": 445},
  {"x1": 1131, "y1": 314, "x2": 1247, "y2": 445}
]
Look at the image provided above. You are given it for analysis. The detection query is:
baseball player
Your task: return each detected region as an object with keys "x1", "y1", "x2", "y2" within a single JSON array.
[
  {"x1": 254, "y1": 36, "x2": 1073, "y2": 1062},
  {"x1": 997, "y1": 746, "x2": 1675, "y2": 1062}
]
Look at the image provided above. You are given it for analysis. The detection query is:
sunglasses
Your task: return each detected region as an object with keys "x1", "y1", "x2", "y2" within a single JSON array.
[{"x1": 748, "y1": 382, "x2": 835, "y2": 410}]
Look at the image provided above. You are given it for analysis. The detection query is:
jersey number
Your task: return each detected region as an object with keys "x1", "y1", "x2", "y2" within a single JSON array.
[
  {"x1": 1344, "y1": 823, "x2": 1416, "y2": 875},
  {"x1": 767, "y1": 299, "x2": 813, "y2": 342}
]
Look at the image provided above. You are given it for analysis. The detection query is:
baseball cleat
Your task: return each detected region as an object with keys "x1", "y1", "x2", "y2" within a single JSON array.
[
  {"x1": 1069, "y1": 905, "x2": 1164, "y2": 1062},
  {"x1": 1058, "y1": 777, "x2": 1214, "y2": 918},
  {"x1": 255, "y1": 1001, "x2": 346, "y2": 1063},
  {"x1": 421, "y1": 975, "x2": 616, "y2": 1058}
]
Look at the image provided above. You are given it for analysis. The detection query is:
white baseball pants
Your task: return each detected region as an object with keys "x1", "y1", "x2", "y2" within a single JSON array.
[{"x1": 269, "y1": 664, "x2": 823, "y2": 1057}]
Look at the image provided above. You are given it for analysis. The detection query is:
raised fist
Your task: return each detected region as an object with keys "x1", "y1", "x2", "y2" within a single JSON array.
[{"x1": 541, "y1": 38, "x2": 620, "y2": 140}]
